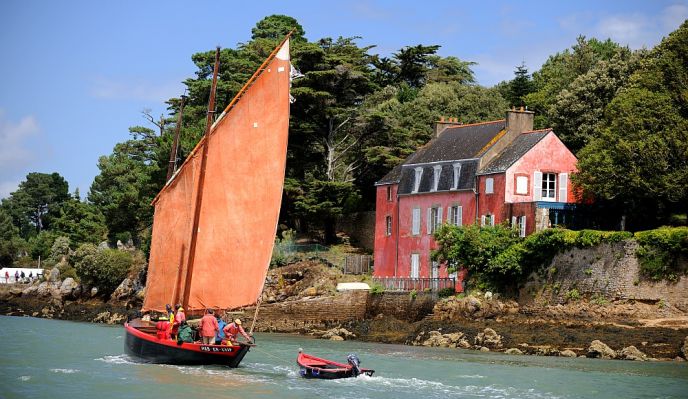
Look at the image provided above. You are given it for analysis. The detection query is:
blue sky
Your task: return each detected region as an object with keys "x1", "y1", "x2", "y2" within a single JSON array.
[{"x1": 1, "y1": 0, "x2": 686, "y2": 199}]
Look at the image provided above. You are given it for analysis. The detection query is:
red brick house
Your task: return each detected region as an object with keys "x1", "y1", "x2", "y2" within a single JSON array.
[{"x1": 373, "y1": 109, "x2": 578, "y2": 286}]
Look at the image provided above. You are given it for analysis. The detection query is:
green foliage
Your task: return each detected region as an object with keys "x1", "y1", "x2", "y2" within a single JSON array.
[
  {"x1": 0, "y1": 208, "x2": 26, "y2": 266},
  {"x1": 1, "y1": 172, "x2": 70, "y2": 237},
  {"x1": 28, "y1": 230, "x2": 58, "y2": 260},
  {"x1": 437, "y1": 287, "x2": 456, "y2": 298},
  {"x1": 49, "y1": 236, "x2": 71, "y2": 263},
  {"x1": 409, "y1": 289, "x2": 417, "y2": 300},
  {"x1": 73, "y1": 244, "x2": 133, "y2": 295},
  {"x1": 51, "y1": 197, "x2": 107, "y2": 246},
  {"x1": 370, "y1": 282, "x2": 385, "y2": 294},
  {"x1": 505, "y1": 62, "x2": 535, "y2": 107},
  {"x1": 251, "y1": 15, "x2": 305, "y2": 42},
  {"x1": 634, "y1": 227, "x2": 688, "y2": 281},
  {"x1": 565, "y1": 288, "x2": 581, "y2": 302}
]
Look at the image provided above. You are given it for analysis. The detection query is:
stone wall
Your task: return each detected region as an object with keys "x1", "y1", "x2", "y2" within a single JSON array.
[
  {"x1": 245, "y1": 290, "x2": 369, "y2": 332},
  {"x1": 336, "y1": 211, "x2": 375, "y2": 251},
  {"x1": 526, "y1": 240, "x2": 688, "y2": 311},
  {"x1": 365, "y1": 291, "x2": 436, "y2": 322}
]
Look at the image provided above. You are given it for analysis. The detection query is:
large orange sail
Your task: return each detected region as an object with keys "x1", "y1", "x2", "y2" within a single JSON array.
[{"x1": 142, "y1": 38, "x2": 291, "y2": 312}]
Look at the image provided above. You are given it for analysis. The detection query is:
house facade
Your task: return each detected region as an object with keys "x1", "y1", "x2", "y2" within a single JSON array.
[{"x1": 373, "y1": 109, "x2": 578, "y2": 285}]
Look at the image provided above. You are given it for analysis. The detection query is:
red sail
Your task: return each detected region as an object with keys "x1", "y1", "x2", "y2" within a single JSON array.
[{"x1": 142, "y1": 38, "x2": 291, "y2": 312}]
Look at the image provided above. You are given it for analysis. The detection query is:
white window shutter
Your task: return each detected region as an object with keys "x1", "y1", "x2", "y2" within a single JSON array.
[
  {"x1": 447, "y1": 206, "x2": 452, "y2": 223},
  {"x1": 457, "y1": 206, "x2": 463, "y2": 226},
  {"x1": 511, "y1": 216, "x2": 517, "y2": 227},
  {"x1": 481, "y1": 215, "x2": 486, "y2": 226},
  {"x1": 427, "y1": 208, "x2": 432, "y2": 234},
  {"x1": 559, "y1": 173, "x2": 568, "y2": 202},
  {"x1": 522, "y1": 216, "x2": 527, "y2": 237},
  {"x1": 437, "y1": 207, "x2": 443, "y2": 227},
  {"x1": 533, "y1": 171, "x2": 542, "y2": 201}
]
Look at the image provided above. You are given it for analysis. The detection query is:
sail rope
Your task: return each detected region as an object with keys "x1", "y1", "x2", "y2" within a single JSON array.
[{"x1": 250, "y1": 345, "x2": 294, "y2": 366}]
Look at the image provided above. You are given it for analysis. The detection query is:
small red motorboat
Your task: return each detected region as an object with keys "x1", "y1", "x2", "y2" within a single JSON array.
[{"x1": 297, "y1": 350, "x2": 374, "y2": 379}]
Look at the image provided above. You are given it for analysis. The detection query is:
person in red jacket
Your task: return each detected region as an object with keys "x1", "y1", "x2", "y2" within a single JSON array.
[
  {"x1": 199, "y1": 309, "x2": 219, "y2": 345},
  {"x1": 222, "y1": 319, "x2": 252, "y2": 346}
]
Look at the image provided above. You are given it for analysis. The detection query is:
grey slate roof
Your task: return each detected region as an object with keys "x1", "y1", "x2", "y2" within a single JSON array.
[
  {"x1": 397, "y1": 160, "x2": 478, "y2": 194},
  {"x1": 478, "y1": 130, "x2": 551, "y2": 175},
  {"x1": 375, "y1": 120, "x2": 505, "y2": 185}
]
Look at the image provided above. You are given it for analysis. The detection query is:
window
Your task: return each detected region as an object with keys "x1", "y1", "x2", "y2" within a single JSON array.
[
  {"x1": 411, "y1": 253, "x2": 420, "y2": 278},
  {"x1": 412, "y1": 167, "x2": 423, "y2": 193},
  {"x1": 385, "y1": 215, "x2": 392, "y2": 236},
  {"x1": 386, "y1": 186, "x2": 392, "y2": 201},
  {"x1": 411, "y1": 207, "x2": 421, "y2": 235},
  {"x1": 432, "y1": 165, "x2": 442, "y2": 192},
  {"x1": 516, "y1": 175, "x2": 528, "y2": 195},
  {"x1": 448, "y1": 205, "x2": 462, "y2": 226},
  {"x1": 481, "y1": 214, "x2": 494, "y2": 226},
  {"x1": 452, "y1": 163, "x2": 461, "y2": 189},
  {"x1": 485, "y1": 177, "x2": 494, "y2": 194},
  {"x1": 427, "y1": 206, "x2": 442, "y2": 234},
  {"x1": 542, "y1": 173, "x2": 556, "y2": 201}
]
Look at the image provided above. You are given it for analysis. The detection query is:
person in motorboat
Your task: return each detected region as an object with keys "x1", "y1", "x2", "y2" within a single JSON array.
[{"x1": 222, "y1": 318, "x2": 252, "y2": 345}]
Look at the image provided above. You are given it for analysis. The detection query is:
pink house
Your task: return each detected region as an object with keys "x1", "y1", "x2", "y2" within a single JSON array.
[{"x1": 373, "y1": 109, "x2": 578, "y2": 287}]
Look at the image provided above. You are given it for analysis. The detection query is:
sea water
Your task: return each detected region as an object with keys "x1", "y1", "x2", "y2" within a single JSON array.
[{"x1": 0, "y1": 316, "x2": 686, "y2": 399}]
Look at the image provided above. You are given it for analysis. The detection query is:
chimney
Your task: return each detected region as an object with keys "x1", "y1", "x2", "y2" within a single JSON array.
[
  {"x1": 478, "y1": 108, "x2": 535, "y2": 169},
  {"x1": 434, "y1": 116, "x2": 463, "y2": 137}
]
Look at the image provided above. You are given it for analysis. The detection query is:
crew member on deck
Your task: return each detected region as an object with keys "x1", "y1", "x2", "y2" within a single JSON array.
[
  {"x1": 172, "y1": 304, "x2": 186, "y2": 338},
  {"x1": 215, "y1": 314, "x2": 227, "y2": 345},
  {"x1": 223, "y1": 319, "x2": 252, "y2": 345},
  {"x1": 199, "y1": 309, "x2": 219, "y2": 345}
]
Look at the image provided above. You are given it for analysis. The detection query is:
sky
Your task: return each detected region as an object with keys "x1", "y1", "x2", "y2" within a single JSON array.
[{"x1": 0, "y1": 0, "x2": 686, "y2": 200}]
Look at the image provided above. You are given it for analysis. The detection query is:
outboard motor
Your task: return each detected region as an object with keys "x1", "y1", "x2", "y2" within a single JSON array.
[{"x1": 347, "y1": 353, "x2": 362, "y2": 377}]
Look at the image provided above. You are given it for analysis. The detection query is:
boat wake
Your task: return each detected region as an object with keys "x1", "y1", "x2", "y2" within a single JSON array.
[
  {"x1": 95, "y1": 354, "x2": 137, "y2": 365},
  {"x1": 329, "y1": 375, "x2": 559, "y2": 399},
  {"x1": 50, "y1": 368, "x2": 80, "y2": 374}
]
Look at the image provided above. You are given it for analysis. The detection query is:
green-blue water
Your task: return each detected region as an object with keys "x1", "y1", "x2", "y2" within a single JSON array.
[{"x1": 0, "y1": 316, "x2": 686, "y2": 399}]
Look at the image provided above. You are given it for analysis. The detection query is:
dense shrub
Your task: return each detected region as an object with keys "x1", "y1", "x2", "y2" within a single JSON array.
[
  {"x1": 634, "y1": 227, "x2": 688, "y2": 281},
  {"x1": 74, "y1": 244, "x2": 132, "y2": 295},
  {"x1": 49, "y1": 236, "x2": 71, "y2": 262}
]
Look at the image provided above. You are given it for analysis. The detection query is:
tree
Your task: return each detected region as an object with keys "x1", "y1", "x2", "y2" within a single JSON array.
[
  {"x1": 505, "y1": 62, "x2": 535, "y2": 107},
  {"x1": 549, "y1": 47, "x2": 639, "y2": 153},
  {"x1": 52, "y1": 197, "x2": 108, "y2": 246},
  {"x1": 0, "y1": 208, "x2": 24, "y2": 266},
  {"x1": 574, "y1": 21, "x2": 688, "y2": 229},
  {"x1": 251, "y1": 14, "x2": 305, "y2": 42},
  {"x1": 1, "y1": 172, "x2": 69, "y2": 237}
]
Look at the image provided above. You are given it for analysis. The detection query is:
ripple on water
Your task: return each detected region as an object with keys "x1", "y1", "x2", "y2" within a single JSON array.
[
  {"x1": 95, "y1": 354, "x2": 137, "y2": 365},
  {"x1": 19, "y1": 376, "x2": 31, "y2": 381},
  {"x1": 50, "y1": 368, "x2": 80, "y2": 374}
]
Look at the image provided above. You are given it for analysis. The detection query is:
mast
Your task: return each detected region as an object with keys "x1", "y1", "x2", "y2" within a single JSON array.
[
  {"x1": 166, "y1": 95, "x2": 186, "y2": 181},
  {"x1": 180, "y1": 47, "x2": 221, "y2": 311}
]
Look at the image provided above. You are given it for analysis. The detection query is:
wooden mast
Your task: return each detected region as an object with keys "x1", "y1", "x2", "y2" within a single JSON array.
[
  {"x1": 180, "y1": 47, "x2": 221, "y2": 311},
  {"x1": 166, "y1": 95, "x2": 186, "y2": 181}
]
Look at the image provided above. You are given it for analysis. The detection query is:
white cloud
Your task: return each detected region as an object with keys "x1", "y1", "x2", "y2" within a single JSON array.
[
  {"x1": 89, "y1": 75, "x2": 183, "y2": 103},
  {"x1": 661, "y1": 4, "x2": 688, "y2": 31},
  {"x1": 596, "y1": 14, "x2": 648, "y2": 46},
  {"x1": 0, "y1": 110, "x2": 40, "y2": 170}
]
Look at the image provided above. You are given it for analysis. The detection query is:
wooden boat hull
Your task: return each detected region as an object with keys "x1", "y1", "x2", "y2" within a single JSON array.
[
  {"x1": 297, "y1": 352, "x2": 374, "y2": 379},
  {"x1": 124, "y1": 321, "x2": 249, "y2": 367}
]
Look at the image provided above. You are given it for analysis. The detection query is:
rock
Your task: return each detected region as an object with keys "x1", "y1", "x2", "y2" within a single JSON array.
[
  {"x1": 59, "y1": 278, "x2": 79, "y2": 299},
  {"x1": 98, "y1": 241, "x2": 109, "y2": 250},
  {"x1": 37, "y1": 282, "x2": 57, "y2": 297},
  {"x1": 321, "y1": 327, "x2": 355, "y2": 341},
  {"x1": 560, "y1": 350, "x2": 578, "y2": 358},
  {"x1": 474, "y1": 328, "x2": 503, "y2": 349},
  {"x1": 22, "y1": 285, "x2": 38, "y2": 296},
  {"x1": 9, "y1": 287, "x2": 23, "y2": 296},
  {"x1": 587, "y1": 340, "x2": 616, "y2": 359},
  {"x1": 47, "y1": 267, "x2": 60, "y2": 282},
  {"x1": 618, "y1": 346, "x2": 647, "y2": 361},
  {"x1": 90, "y1": 287, "x2": 99, "y2": 297},
  {"x1": 535, "y1": 346, "x2": 560, "y2": 357},
  {"x1": 479, "y1": 346, "x2": 490, "y2": 352},
  {"x1": 301, "y1": 287, "x2": 318, "y2": 297},
  {"x1": 420, "y1": 330, "x2": 470, "y2": 348},
  {"x1": 484, "y1": 291, "x2": 493, "y2": 301},
  {"x1": 505, "y1": 348, "x2": 523, "y2": 355},
  {"x1": 682, "y1": 336, "x2": 687, "y2": 359},
  {"x1": 467, "y1": 296, "x2": 482, "y2": 314},
  {"x1": 329, "y1": 335, "x2": 344, "y2": 341}
]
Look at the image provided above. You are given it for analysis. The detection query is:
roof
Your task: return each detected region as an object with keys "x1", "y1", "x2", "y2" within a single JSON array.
[
  {"x1": 478, "y1": 130, "x2": 551, "y2": 175},
  {"x1": 397, "y1": 159, "x2": 478, "y2": 194},
  {"x1": 375, "y1": 120, "x2": 505, "y2": 185},
  {"x1": 405, "y1": 120, "x2": 506, "y2": 165}
]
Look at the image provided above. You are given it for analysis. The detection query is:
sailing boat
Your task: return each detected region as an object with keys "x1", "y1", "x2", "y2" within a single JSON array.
[{"x1": 124, "y1": 33, "x2": 292, "y2": 366}]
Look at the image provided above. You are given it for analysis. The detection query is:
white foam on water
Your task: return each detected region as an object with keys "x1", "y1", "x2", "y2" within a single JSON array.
[
  {"x1": 50, "y1": 368, "x2": 79, "y2": 374},
  {"x1": 95, "y1": 354, "x2": 137, "y2": 365},
  {"x1": 19, "y1": 376, "x2": 31, "y2": 381},
  {"x1": 456, "y1": 374, "x2": 485, "y2": 379}
]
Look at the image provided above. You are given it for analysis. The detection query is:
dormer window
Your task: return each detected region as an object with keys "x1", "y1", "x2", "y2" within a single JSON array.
[
  {"x1": 452, "y1": 163, "x2": 461, "y2": 189},
  {"x1": 412, "y1": 167, "x2": 423, "y2": 193},
  {"x1": 432, "y1": 165, "x2": 442, "y2": 192}
]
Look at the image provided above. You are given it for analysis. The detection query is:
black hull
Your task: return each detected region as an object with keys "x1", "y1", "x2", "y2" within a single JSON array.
[{"x1": 124, "y1": 325, "x2": 250, "y2": 367}]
